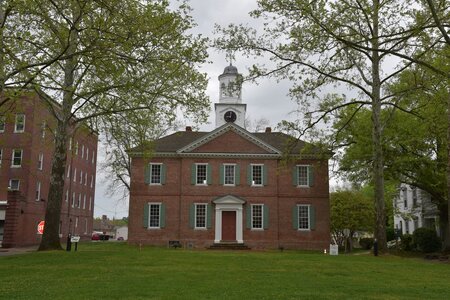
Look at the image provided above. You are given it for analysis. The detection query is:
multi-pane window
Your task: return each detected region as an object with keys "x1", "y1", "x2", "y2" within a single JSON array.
[
  {"x1": 0, "y1": 116, "x2": 5, "y2": 132},
  {"x1": 405, "y1": 219, "x2": 409, "y2": 234},
  {"x1": 9, "y1": 179, "x2": 20, "y2": 190},
  {"x1": 73, "y1": 168, "x2": 77, "y2": 182},
  {"x1": 297, "y1": 165, "x2": 309, "y2": 186},
  {"x1": 14, "y1": 114, "x2": 25, "y2": 132},
  {"x1": 86, "y1": 148, "x2": 89, "y2": 161},
  {"x1": 252, "y1": 204, "x2": 263, "y2": 229},
  {"x1": 78, "y1": 194, "x2": 82, "y2": 208},
  {"x1": 75, "y1": 141, "x2": 79, "y2": 155},
  {"x1": 403, "y1": 188, "x2": 408, "y2": 208},
  {"x1": 90, "y1": 175, "x2": 94, "y2": 188},
  {"x1": 84, "y1": 173, "x2": 87, "y2": 185},
  {"x1": 81, "y1": 145, "x2": 84, "y2": 158},
  {"x1": 83, "y1": 194, "x2": 86, "y2": 209},
  {"x1": 150, "y1": 164, "x2": 162, "y2": 184},
  {"x1": 38, "y1": 153, "x2": 43, "y2": 170},
  {"x1": 72, "y1": 192, "x2": 76, "y2": 207},
  {"x1": 298, "y1": 205, "x2": 310, "y2": 230},
  {"x1": 79, "y1": 170, "x2": 83, "y2": 184},
  {"x1": 196, "y1": 164, "x2": 207, "y2": 185},
  {"x1": 65, "y1": 190, "x2": 69, "y2": 202},
  {"x1": 92, "y1": 152, "x2": 95, "y2": 164},
  {"x1": 89, "y1": 197, "x2": 92, "y2": 211},
  {"x1": 67, "y1": 165, "x2": 71, "y2": 178},
  {"x1": 224, "y1": 164, "x2": 235, "y2": 185},
  {"x1": 11, "y1": 149, "x2": 23, "y2": 167},
  {"x1": 149, "y1": 204, "x2": 161, "y2": 228},
  {"x1": 412, "y1": 188, "x2": 418, "y2": 207},
  {"x1": 35, "y1": 181, "x2": 41, "y2": 201},
  {"x1": 195, "y1": 204, "x2": 207, "y2": 229},
  {"x1": 251, "y1": 164, "x2": 263, "y2": 186}
]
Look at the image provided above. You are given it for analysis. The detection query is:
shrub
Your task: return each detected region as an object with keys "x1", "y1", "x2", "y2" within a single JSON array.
[
  {"x1": 386, "y1": 227, "x2": 396, "y2": 241},
  {"x1": 400, "y1": 234, "x2": 414, "y2": 251},
  {"x1": 413, "y1": 228, "x2": 442, "y2": 253},
  {"x1": 359, "y1": 238, "x2": 374, "y2": 250}
]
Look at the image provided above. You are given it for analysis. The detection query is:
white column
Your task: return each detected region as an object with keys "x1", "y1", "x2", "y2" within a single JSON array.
[
  {"x1": 214, "y1": 208, "x2": 222, "y2": 243},
  {"x1": 236, "y1": 207, "x2": 243, "y2": 243}
]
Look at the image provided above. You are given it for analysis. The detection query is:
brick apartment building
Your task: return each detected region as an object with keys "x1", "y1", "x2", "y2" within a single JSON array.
[
  {"x1": 0, "y1": 91, "x2": 98, "y2": 247},
  {"x1": 127, "y1": 65, "x2": 331, "y2": 250}
]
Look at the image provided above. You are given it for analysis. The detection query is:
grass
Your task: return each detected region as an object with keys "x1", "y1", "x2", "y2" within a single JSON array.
[{"x1": 1, "y1": 242, "x2": 449, "y2": 299}]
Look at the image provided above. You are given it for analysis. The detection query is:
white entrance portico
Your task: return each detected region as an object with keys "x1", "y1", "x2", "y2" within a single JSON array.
[{"x1": 212, "y1": 195, "x2": 246, "y2": 243}]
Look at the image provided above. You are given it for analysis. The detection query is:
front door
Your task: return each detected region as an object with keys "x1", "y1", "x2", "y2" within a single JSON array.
[{"x1": 221, "y1": 211, "x2": 236, "y2": 241}]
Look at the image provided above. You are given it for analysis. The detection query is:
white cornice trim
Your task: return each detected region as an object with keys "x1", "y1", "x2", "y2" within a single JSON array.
[
  {"x1": 176, "y1": 123, "x2": 281, "y2": 155},
  {"x1": 128, "y1": 151, "x2": 322, "y2": 159}
]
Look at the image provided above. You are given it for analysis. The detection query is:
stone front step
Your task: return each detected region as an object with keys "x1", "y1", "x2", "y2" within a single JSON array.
[{"x1": 208, "y1": 242, "x2": 251, "y2": 250}]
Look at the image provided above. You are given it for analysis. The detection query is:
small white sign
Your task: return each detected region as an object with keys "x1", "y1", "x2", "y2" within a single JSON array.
[
  {"x1": 330, "y1": 244, "x2": 339, "y2": 255},
  {"x1": 71, "y1": 236, "x2": 81, "y2": 243}
]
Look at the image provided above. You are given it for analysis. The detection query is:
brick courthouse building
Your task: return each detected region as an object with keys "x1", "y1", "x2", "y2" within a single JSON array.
[{"x1": 128, "y1": 65, "x2": 330, "y2": 249}]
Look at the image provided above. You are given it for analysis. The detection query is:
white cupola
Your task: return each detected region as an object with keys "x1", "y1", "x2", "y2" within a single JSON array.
[{"x1": 215, "y1": 64, "x2": 247, "y2": 128}]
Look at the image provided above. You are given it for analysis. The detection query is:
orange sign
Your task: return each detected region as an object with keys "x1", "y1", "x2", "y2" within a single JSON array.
[{"x1": 37, "y1": 221, "x2": 45, "y2": 234}]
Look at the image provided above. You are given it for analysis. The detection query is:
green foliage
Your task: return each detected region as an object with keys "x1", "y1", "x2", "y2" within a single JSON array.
[
  {"x1": 359, "y1": 238, "x2": 374, "y2": 250},
  {"x1": 2, "y1": 243, "x2": 450, "y2": 299},
  {"x1": 386, "y1": 227, "x2": 396, "y2": 242},
  {"x1": 331, "y1": 190, "x2": 374, "y2": 232},
  {"x1": 400, "y1": 234, "x2": 414, "y2": 251},
  {"x1": 413, "y1": 228, "x2": 442, "y2": 253}
]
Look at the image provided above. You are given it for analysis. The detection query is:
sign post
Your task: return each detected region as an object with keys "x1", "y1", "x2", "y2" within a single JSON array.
[
  {"x1": 37, "y1": 221, "x2": 45, "y2": 235},
  {"x1": 71, "y1": 235, "x2": 81, "y2": 251}
]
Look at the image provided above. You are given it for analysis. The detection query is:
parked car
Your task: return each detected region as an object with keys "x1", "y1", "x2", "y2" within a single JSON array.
[{"x1": 91, "y1": 233, "x2": 100, "y2": 240}]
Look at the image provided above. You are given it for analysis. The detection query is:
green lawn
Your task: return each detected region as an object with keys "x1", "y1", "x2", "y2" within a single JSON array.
[{"x1": 1, "y1": 243, "x2": 449, "y2": 299}]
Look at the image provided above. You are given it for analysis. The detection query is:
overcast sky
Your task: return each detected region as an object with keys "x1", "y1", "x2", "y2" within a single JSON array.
[{"x1": 93, "y1": 0, "x2": 301, "y2": 219}]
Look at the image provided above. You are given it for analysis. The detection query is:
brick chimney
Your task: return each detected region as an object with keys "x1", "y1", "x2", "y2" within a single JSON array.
[
  {"x1": 265, "y1": 127, "x2": 272, "y2": 133},
  {"x1": 185, "y1": 126, "x2": 192, "y2": 132}
]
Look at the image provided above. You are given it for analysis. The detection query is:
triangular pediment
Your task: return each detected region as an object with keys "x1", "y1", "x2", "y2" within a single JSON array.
[
  {"x1": 213, "y1": 195, "x2": 246, "y2": 205},
  {"x1": 176, "y1": 123, "x2": 281, "y2": 154}
]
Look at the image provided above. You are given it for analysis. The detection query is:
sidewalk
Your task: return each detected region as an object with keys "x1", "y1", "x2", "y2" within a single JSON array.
[{"x1": 0, "y1": 245, "x2": 38, "y2": 257}]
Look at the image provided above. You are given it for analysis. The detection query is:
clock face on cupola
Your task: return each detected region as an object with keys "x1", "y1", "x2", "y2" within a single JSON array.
[
  {"x1": 224, "y1": 111, "x2": 237, "y2": 123},
  {"x1": 215, "y1": 62, "x2": 247, "y2": 128}
]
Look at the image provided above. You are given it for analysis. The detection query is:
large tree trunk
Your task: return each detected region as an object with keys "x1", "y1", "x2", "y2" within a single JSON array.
[
  {"x1": 445, "y1": 93, "x2": 450, "y2": 251},
  {"x1": 0, "y1": 0, "x2": 6, "y2": 93},
  {"x1": 38, "y1": 122, "x2": 68, "y2": 250},
  {"x1": 371, "y1": 0, "x2": 387, "y2": 252}
]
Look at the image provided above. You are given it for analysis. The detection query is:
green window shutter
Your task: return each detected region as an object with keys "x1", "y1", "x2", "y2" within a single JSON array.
[
  {"x1": 235, "y1": 165, "x2": 240, "y2": 185},
  {"x1": 207, "y1": 204, "x2": 212, "y2": 229},
  {"x1": 263, "y1": 204, "x2": 269, "y2": 229},
  {"x1": 189, "y1": 204, "x2": 195, "y2": 229},
  {"x1": 144, "y1": 164, "x2": 150, "y2": 184},
  {"x1": 247, "y1": 165, "x2": 252, "y2": 185},
  {"x1": 310, "y1": 206, "x2": 316, "y2": 230},
  {"x1": 308, "y1": 165, "x2": 314, "y2": 187},
  {"x1": 292, "y1": 166, "x2": 298, "y2": 186},
  {"x1": 263, "y1": 165, "x2": 268, "y2": 186},
  {"x1": 191, "y1": 164, "x2": 196, "y2": 185},
  {"x1": 219, "y1": 165, "x2": 224, "y2": 185},
  {"x1": 207, "y1": 164, "x2": 212, "y2": 185},
  {"x1": 161, "y1": 164, "x2": 166, "y2": 185},
  {"x1": 292, "y1": 206, "x2": 299, "y2": 230},
  {"x1": 160, "y1": 203, "x2": 166, "y2": 228},
  {"x1": 246, "y1": 205, "x2": 252, "y2": 229},
  {"x1": 143, "y1": 203, "x2": 149, "y2": 228}
]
